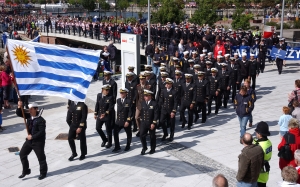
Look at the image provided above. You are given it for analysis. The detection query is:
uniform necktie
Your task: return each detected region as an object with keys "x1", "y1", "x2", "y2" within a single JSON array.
[
  {"x1": 121, "y1": 99, "x2": 124, "y2": 104},
  {"x1": 231, "y1": 65, "x2": 234, "y2": 68},
  {"x1": 223, "y1": 71, "x2": 225, "y2": 74}
]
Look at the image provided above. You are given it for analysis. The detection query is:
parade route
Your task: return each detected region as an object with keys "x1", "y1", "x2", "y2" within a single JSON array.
[{"x1": 0, "y1": 61, "x2": 299, "y2": 187}]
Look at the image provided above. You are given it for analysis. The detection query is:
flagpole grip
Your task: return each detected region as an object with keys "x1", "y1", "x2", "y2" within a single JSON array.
[{"x1": 6, "y1": 45, "x2": 30, "y2": 135}]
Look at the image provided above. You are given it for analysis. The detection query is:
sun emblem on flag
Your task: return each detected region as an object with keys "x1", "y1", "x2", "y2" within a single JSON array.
[{"x1": 12, "y1": 45, "x2": 31, "y2": 67}]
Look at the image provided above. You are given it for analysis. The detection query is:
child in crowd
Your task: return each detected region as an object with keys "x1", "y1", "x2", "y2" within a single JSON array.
[{"x1": 278, "y1": 106, "x2": 293, "y2": 138}]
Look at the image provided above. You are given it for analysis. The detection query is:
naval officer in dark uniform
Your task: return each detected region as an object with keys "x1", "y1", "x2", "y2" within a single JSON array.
[
  {"x1": 180, "y1": 74, "x2": 196, "y2": 130},
  {"x1": 194, "y1": 71, "x2": 209, "y2": 123},
  {"x1": 113, "y1": 88, "x2": 133, "y2": 152},
  {"x1": 16, "y1": 102, "x2": 48, "y2": 180},
  {"x1": 94, "y1": 84, "x2": 114, "y2": 148},
  {"x1": 140, "y1": 89, "x2": 159, "y2": 155},
  {"x1": 159, "y1": 78, "x2": 178, "y2": 142},
  {"x1": 67, "y1": 100, "x2": 88, "y2": 161}
]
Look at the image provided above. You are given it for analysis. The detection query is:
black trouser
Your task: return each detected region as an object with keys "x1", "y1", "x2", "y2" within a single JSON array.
[
  {"x1": 231, "y1": 82, "x2": 238, "y2": 101},
  {"x1": 160, "y1": 111, "x2": 175, "y2": 138},
  {"x1": 142, "y1": 36, "x2": 147, "y2": 48},
  {"x1": 20, "y1": 140, "x2": 47, "y2": 175},
  {"x1": 220, "y1": 89, "x2": 230, "y2": 108},
  {"x1": 96, "y1": 119, "x2": 111, "y2": 144},
  {"x1": 259, "y1": 54, "x2": 266, "y2": 72},
  {"x1": 208, "y1": 94, "x2": 220, "y2": 114},
  {"x1": 250, "y1": 74, "x2": 257, "y2": 90},
  {"x1": 114, "y1": 124, "x2": 132, "y2": 149},
  {"x1": 131, "y1": 104, "x2": 137, "y2": 130},
  {"x1": 180, "y1": 102, "x2": 193, "y2": 127},
  {"x1": 78, "y1": 27, "x2": 81, "y2": 36},
  {"x1": 140, "y1": 124, "x2": 156, "y2": 151},
  {"x1": 68, "y1": 125, "x2": 87, "y2": 156},
  {"x1": 276, "y1": 58, "x2": 283, "y2": 74},
  {"x1": 195, "y1": 101, "x2": 206, "y2": 122},
  {"x1": 73, "y1": 27, "x2": 76, "y2": 35}
]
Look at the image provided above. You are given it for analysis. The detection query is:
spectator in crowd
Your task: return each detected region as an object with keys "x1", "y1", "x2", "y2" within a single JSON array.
[
  {"x1": 0, "y1": 65, "x2": 3, "y2": 132},
  {"x1": 212, "y1": 174, "x2": 228, "y2": 187},
  {"x1": 213, "y1": 40, "x2": 225, "y2": 58},
  {"x1": 289, "y1": 80, "x2": 300, "y2": 113},
  {"x1": 294, "y1": 149, "x2": 300, "y2": 184},
  {"x1": 244, "y1": 79, "x2": 256, "y2": 127},
  {"x1": 292, "y1": 100, "x2": 300, "y2": 122},
  {"x1": 1, "y1": 64, "x2": 12, "y2": 109},
  {"x1": 236, "y1": 133, "x2": 264, "y2": 187},
  {"x1": 107, "y1": 41, "x2": 117, "y2": 74},
  {"x1": 278, "y1": 106, "x2": 293, "y2": 138},
  {"x1": 278, "y1": 118, "x2": 300, "y2": 170},
  {"x1": 279, "y1": 166, "x2": 300, "y2": 186}
]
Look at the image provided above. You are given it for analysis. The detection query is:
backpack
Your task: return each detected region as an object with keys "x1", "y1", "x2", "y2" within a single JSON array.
[
  {"x1": 288, "y1": 90, "x2": 298, "y2": 114},
  {"x1": 278, "y1": 133, "x2": 294, "y2": 161}
]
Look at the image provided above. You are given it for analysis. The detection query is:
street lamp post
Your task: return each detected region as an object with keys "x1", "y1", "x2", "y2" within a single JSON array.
[
  {"x1": 280, "y1": 0, "x2": 285, "y2": 38},
  {"x1": 147, "y1": 0, "x2": 150, "y2": 44}
]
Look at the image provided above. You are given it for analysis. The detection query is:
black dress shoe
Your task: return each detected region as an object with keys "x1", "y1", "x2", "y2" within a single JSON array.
[
  {"x1": 136, "y1": 131, "x2": 140, "y2": 137},
  {"x1": 207, "y1": 112, "x2": 211, "y2": 116},
  {"x1": 187, "y1": 126, "x2": 191, "y2": 130},
  {"x1": 18, "y1": 169, "x2": 31, "y2": 178},
  {"x1": 132, "y1": 128, "x2": 137, "y2": 132},
  {"x1": 105, "y1": 143, "x2": 112, "y2": 148},
  {"x1": 101, "y1": 140, "x2": 107, "y2": 147},
  {"x1": 112, "y1": 147, "x2": 121, "y2": 153},
  {"x1": 168, "y1": 137, "x2": 173, "y2": 142},
  {"x1": 68, "y1": 153, "x2": 78, "y2": 161},
  {"x1": 201, "y1": 120, "x2": 206, "y2": 123},
  {"x1": 161, "y1": 135, "x2": 167, "y2": 141},
  {"x1": 38, "y1": 174, "x2": 47, "y2": 180},
  {"x1": 124, "y1": 145, "x2": 130, "y2": 151},
  {"x1": 181, "y1": 123, "x2": 185, "y2": 128},
  {"x1": 79, "y1": 155, "x2": 85, "y2": 160},
  {"x1": 141, "y1": 148, "x2": 147, "y2": 155},
  {"x1": 149, "y1": 149, "x2": 155, "y2": 154}
]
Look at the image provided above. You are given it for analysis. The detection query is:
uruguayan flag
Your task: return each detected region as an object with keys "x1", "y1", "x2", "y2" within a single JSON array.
[
  {"x1": 7, "y1": 39, "x2": 101, "y2": 102},
  {"x1": 31, "y1": 35, "x2": 40, "y2": 42}
]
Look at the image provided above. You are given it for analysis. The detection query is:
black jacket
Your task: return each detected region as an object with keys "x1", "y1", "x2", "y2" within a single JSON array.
[
  {"x1": 160, "y1": 88, "x2": 178, "y2": 114},
  {"x1": 16, "y1": 108, "x2": 46, "y2": 142},
  {"x1": 103, "y1": 79, "x2": 118, "y2": 104},
  {"x1": 66, "y1": 101, "x2": 88, "y2": 128},
  {"x1": 140, "y1": 100, "x2": 159, "y2": 127},
  {"x1": 116, "y1": 97, "x2": 133, "y2": 126},
  {"x1": 94, "y1": 93, "x2": 114, "y2": 121},
  {"x1": 194, "y1": 79, "x2": 209, "y2": 102}
]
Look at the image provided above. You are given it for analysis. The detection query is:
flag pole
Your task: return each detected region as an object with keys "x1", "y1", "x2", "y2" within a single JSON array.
[{"x1": 5, "y1": 46, "x2": 29, "y2": 135}]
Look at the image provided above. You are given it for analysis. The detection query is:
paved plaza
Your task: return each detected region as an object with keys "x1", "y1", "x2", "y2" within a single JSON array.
[{"x1": 0, "y1": 60, "x2": 299, "y2": 187}]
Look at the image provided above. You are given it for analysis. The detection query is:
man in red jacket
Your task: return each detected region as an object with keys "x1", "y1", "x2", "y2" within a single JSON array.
[{"x1": 213, "y1": 40, "x2": 225, "y2": 58}]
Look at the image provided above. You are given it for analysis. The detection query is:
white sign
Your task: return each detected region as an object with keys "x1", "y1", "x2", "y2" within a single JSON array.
[{"x1": 121, "y1": 33, "x2": 140, "y2": 88}]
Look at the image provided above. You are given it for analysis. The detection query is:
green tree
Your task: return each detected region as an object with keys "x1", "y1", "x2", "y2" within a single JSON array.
[
  {"x1": 152, "y1": 0, "x2": 185, "y2": 24},
  {"x1": 82, "y1": 0, "x2": 96, "y2": 12},
  {"x1": 190, "y1": 0, "x2": 219, "y2": 26},
  {"x1": 231, "y1": 7, "x2": 253, "y2": 30},
  {"x1": 116, "y1": 0, "x2": 129, "y2": 10},
  {"x1": 99, "y1": 0, "x2": 110, "y2": 11}
]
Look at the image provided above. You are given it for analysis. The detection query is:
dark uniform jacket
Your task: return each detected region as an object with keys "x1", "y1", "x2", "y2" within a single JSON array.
[
  {"x1": 238, "y1": 60, "x2": 250, "y2": 78},
  {"x1": 181, "y1": 83, "x2": 196, "y2": 105},
  {"x1": 218, "y1": 70, "x2": 232, "y2": 90},
  {"x1": 228, "y1": 64, "x2": 240, "y2": 82},
  {"x1": 66, "y1": 101, "x2": 88, "y2": 128},
  {"x1": 208, "y1": 76, "x2": 221, "y2": 94},
  {"x1": 125, "y1": 81, "x2": 138, "y2": 103},
  {"x1": 116, "y1": 97, "x2": 132, "y2": 126},
  {"x1": 159, "y1": 88, "x2": 178, "y2": 114},
  {"x1": 194, "y1": 79, "x2": 209, "y2": 102},
  {"x1": 140, "y1": 100, "x2": 159, "y2": 127},
  {"x1": 146, "y1": 78, "x2": 157, "y2": 96},
  {"x1": 16, "y1": 108, "x2": 46, "y2": 142},
  {"x1": 156, "y1": 80, "x2": 166, "y2": 102},
  {"x1": 94, "y1": 93, "x2": 114, "y2": 121},
  {"x1": 248, "y1": 60, "x2": 260, "y2": 76},
  {"x1": 103, "y1": 79, "x2": 117, "y2": 104}
]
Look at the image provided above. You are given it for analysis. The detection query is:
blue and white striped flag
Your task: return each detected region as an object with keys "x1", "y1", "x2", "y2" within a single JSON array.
[
  {"x1": 31, "y1": 35, "x2": 40, "y2": 42},
  {"x1": 7, "y1": 39, "x2": 101, "y2": 102}
]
